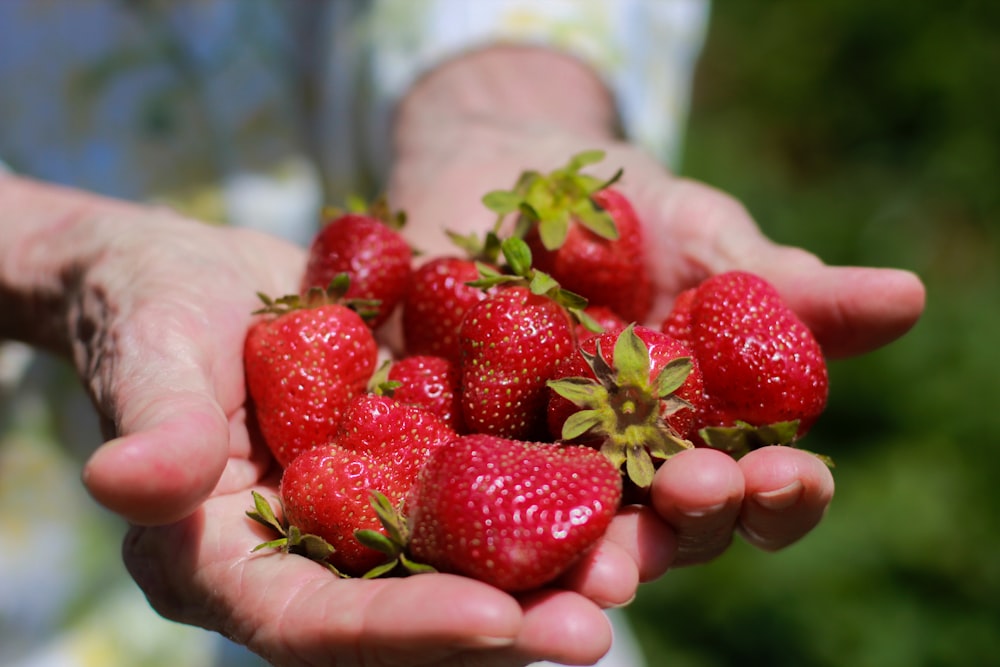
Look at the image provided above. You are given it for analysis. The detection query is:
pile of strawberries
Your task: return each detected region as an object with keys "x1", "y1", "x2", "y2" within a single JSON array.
[{"x1": 244, "y1": 151, "x2": 830, "y2": 592}]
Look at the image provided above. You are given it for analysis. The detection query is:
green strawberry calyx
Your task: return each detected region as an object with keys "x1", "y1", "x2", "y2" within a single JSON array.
[
  {"x1": 547, "y1": 324, "x2": 695, "y2": 489},
  {"x1": 482, "y1": 149, "x2": 623, "y2": 251},
  {"x1": 466, "y1": 237, "x2": 601, "y2": 333},
  {"x1": 354, "y1": 491, "x2": 436, "y2": 578},
  {"x1": 443, "y1": 226, "x2": 504, "y2": 266},
  {"x1": 246, "y1": 490, "x2": 346, "y2": 577},
  {"x1": 367, "y1": 360, "x2": 403, "y2": 396},
  {"x1": 323, "y1": 194, "x2": 407, "y2": 231},
  {"x1": 246, "y1": 490, "x2": 434, "y2": 579},
  {"x1": 253, "y1": 273, "x2": 382, "y2": 322},
  {"x1": 699, "y1": 422, "x2": 835, "y2": 467}
]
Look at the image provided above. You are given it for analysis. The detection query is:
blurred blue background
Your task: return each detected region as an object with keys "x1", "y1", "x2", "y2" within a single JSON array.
[{"x1": 625, "y1": 3, "x2": 1000, "y2": 665}]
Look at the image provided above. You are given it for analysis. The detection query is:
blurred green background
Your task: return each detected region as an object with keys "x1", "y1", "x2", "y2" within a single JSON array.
[{"x1": 625, "y1": 3, "x2": 1000, "y2": 665}]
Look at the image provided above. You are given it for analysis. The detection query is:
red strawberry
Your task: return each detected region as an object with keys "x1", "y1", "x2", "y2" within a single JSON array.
[
  {"x1": 276, "y1": 445, "x2": 397, "y2": 576},
  {"x1": 401, "y1": 256, "x2": 491, "y2": 363},
  {"x1": 244, "y1": 288, "x2": 378, "y2": 468},
  {"x1": 659, "y1": 286, "x2": 697, "y2": 341},
  {"x1": 483, "y1": 150, "x2": 652, "y2": 323},
  {"x1": 334, "y1": 392, "x2": 456, "y2": 494},
  {"x1": 666, "y1": 271, "x2": 829, "y2": 455},
  {"x1": 301, "y1": 199, "x2": 412, "y2": 329},
  {"x1": 458, "y1": 238, "x2": 593, "y2": 439},
  {"x1": 407, "y1": 434, "x2": 622, "y2": 592},
  {"x1": 382, "y1": 355, "x2": 465, "y2": 432},
  {"x1": 460, "y1": 285, "x2": 576, "y2": 439},
  {"x1": 547, "y1": 324, "x2": 703, "y2": 488}
]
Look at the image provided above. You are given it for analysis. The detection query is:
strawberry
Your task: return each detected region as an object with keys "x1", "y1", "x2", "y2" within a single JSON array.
[
  {"x1": 659, "y1": 286, "x2": 697, "y2": 341},
  {"x1": 275, "y1": 445, "x2": 400, "y2": 577},
  {"x1": 458, "y1": 239, "x2": 588, "y2": 440},
  {"x1": 334, "y1": 392, "x2": 456, "y2": 494},
  {"x1": 379, "y1": 355, "x2": 465, "y2": 433},
  {"x1": 483, "y1": 150, "x2": 652, "y2": 323},
  {"x1": 249, "y1": 394, "x2": 450, "y2": 579},
  {"x1": 401, "y1": 256, "x2": 492, "y2": 364},
  {"x1": 301, "y1": 199, "x2": 412, "y2": 329},
  {"x1": 406, "y1": 434, "x2": 622, "y2": 592},
  {"x1": 244, "y1": 284, "x2": 378, "y2": 468},
  {"x1": 663, "y1": 271, "x2": 829, "y2": 456},
  {"x1": 547, "y1": 324, "x2": 702, "y2": 489}
]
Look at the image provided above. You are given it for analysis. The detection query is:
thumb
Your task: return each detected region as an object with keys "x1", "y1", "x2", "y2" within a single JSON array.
[
  {"x1": 83, "y1": 390, "x2": 230, "y2": 525},
  {"x1": 644, "y1": 179, "x2": 926, "y2": 359},
  {"x1": 758, "y1": 260, "x2": 924, "y2": 360},
  {"x1": 726, "y1": 242, "x2": 926, "y2": 359}
]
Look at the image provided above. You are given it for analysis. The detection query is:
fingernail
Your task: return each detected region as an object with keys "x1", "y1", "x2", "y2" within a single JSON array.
[
  {"x1": 677, "y1": 501, "x2": 728, "y2": 518},
  {"x1": 464, "y1": 636, "x2": 517, "y2": 649},
  {"x1": 598, "y1": 593, "x2": 637, "y2": 610},
  {"x1": 752, "y1": 481, "x2": 804, "y2": 510}
]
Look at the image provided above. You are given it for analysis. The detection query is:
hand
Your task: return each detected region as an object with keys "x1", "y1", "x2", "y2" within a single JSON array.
[
  {"x1": 1, "y1": 178, "x2": 650, "y2": 666},
  {"x1": 386, "y1": 45, "x2": 925, "y2": 569},
  {"x1": 123, "y1": 481, "x2": 637, "y2": 667}
]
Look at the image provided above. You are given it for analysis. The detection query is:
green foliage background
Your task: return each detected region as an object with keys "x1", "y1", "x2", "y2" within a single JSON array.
[{"x1": 624, "y1": 3, "x2": 1000, "y2": 665}]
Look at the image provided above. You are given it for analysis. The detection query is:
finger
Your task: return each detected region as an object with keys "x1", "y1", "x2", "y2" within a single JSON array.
[
  {"x1": 83, "y1": 391, "x2": 230, "y2": 525},
  {"x1": 649, "y1": 448, "x2": 746, "y2": 567},
  {"x1": 511, "y1": 589, "x2": 614, "y2": 666},
  {"x1": 736, "y1": 445, "x2": 835, "y2": 552},
  {"x1": 640, "y1": 179, "x2": 925, "y2": 358},
  {"x1": 601, "y1": 504, "x2": 677, "y2": 583},
  {"x1": 556, "y1": 534, "x2": 640, "y2": 608},
  {"x1": 737, "y1": 251, "x2": 926, "y2": 359},
  {"x1": 81, "y1": 282, "x2": 256, "y2": 525}
]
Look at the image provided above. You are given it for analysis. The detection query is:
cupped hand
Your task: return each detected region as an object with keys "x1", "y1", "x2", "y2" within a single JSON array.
[{"x1": 388, "y1": 127, "x2": 923, "y2": 568}]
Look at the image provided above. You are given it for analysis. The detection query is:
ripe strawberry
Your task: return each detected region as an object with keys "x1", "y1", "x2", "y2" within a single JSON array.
[
  {"x1": 301, "y1": 199, "x2": 412, "y2": 329},
  {"x1": 459, "y1": 284, "x2": 576, "y2": 439},
  {"x1": 244, "y1": 287, "x2": 378, "y2": 468},
  {"x1": 456, "y1": 237, "x2": 595, "y2": 439},
  {"x1": 664, "y1": 271, "x2": 829, "y2": 456},
  {"x1": 407, "y1": 434, "x2": 622, "y2": 592},
  {"x1": 483, "y1": 150, "x2": 652, "y2": 323},
  {"x1": 401, "y1": 256, "x2": 492, "y2": 364},
  {"x1": 334, "y1": 392, "x2": 456, "y2": 494},
  {"x1": 547, "y1": 324, "x2": 703, "y2": 489},
  {"x1": 659, "y1": 286, "x2": 697, "y2": 341},
  {"x1": 276, "y1": 445, "x2": 398, "y2": 576},
  {"x1": 381, "y1": 355, "x2": 465, "y2": 432}
]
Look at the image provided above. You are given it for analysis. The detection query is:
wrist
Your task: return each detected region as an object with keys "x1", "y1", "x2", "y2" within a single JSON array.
[{"x1": 394, "y1": 45, "x2": 621, "y2": 160}]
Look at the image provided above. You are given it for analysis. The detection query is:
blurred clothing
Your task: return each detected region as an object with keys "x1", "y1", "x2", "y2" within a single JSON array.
[{"x1": 0, "y1": 1, "x2": 708, "y2": 665}]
